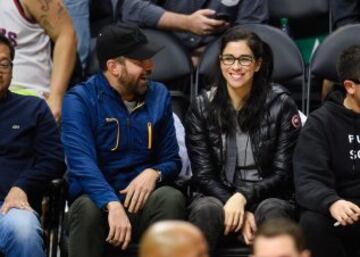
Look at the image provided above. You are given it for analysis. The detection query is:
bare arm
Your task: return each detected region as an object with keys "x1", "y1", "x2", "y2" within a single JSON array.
[
  {"x1": 24, "y1": 0, "x2": 77, "y2": 121},
  {"x1": 158, "y1": 9, "x2": 226, "y2": 35},
  {"x1": 121, "y1": 0, "x2": 226, "y2": 36}
]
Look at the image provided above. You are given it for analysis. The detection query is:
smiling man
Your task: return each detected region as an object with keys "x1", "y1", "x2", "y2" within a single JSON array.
[{"x1": 61, "y1": 23, "x2": 186, "y2": 257}]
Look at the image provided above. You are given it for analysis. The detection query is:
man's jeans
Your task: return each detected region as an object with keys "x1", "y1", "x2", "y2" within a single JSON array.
[
  {"x1": 63, "y1": 0, "x2": 90, "y2": 70},
  {"x1": 0, "y1": 202, "x2": 45, "y2": 257}
]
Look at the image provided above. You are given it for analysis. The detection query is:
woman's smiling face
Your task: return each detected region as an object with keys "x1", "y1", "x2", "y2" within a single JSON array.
[{"x1": 220, "y1": 40, "x2": 262, "y2": 92}]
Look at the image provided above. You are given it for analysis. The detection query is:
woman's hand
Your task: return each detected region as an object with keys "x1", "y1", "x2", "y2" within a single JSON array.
[
  {"x1": 223, "y1": 192, "x2": 247, "y2": 235},
  {"x1": 241, "y1": 211, "x2": 257, "y2": 245}
]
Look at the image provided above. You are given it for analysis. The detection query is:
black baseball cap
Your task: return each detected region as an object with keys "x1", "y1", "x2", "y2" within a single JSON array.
[{"x1": 96, "y1": 23, "x2": 162, "y2": 66}]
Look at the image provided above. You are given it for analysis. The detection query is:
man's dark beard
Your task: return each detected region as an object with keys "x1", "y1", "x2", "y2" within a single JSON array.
[{"x1": 127, "y1": 79, "x2": 148, "y2": 101}]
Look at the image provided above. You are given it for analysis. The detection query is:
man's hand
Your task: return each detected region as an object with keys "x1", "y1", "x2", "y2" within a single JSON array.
[
  {"x1": 106, "y1": 201, "x2": 132, "y2": 249},
  {"x1": 241, "y1": 211, "x2": 257, "y2": 245},
  {"x1": 330, "y1": 199, "x2": 360, "y2": 226},
  {"x1": 1, "y1": 187, "x2": 32, "y2": 214},
  {"x1": 46, "y1": 95, "x2": 62, "y2": 122},
  {"x1": 119, "y1": 168, "x2": 159, "y2": 213},
  {"x1": 223, "y1": 192, "x2": 247, "y2": 235},
  {"x1": 186, "y1": 9, "x2": 228, "y2": 36}
]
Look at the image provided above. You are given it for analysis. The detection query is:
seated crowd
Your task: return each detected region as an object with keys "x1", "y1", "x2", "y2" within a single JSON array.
[{"x1": 1, "y1": 1, "x2": 360, "y2": 257}]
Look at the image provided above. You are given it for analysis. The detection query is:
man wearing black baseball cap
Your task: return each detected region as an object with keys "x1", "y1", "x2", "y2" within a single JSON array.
[{"x1": 61, "y1": 23, "x2": 186, "y2": 257}]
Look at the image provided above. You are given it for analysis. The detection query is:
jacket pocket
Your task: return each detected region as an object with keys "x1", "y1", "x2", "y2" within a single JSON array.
[{"x1": 96, "y1": 118, "x2": 120, "y2": 152}]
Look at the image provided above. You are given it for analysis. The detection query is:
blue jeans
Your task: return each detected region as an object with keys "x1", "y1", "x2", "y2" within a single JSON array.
[
  {"x1": 0, "y1": 202, "x2": 45, "y2": 257},
  {"x1": 63, "y1": 0, "x2": 90, "y2": 69}
]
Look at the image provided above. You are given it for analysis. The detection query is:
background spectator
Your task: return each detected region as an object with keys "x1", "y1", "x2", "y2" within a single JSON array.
[
  {"x1": 122, "y1": 0, "x2": 268, "y2": 65},
  {"x1": 0, "y1": 0, "x2": 77, "y2": 121}
]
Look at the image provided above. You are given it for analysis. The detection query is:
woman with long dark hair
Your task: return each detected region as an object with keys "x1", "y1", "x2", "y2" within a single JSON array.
[{"x1": 185, "y1": 28, "x2": 301, "y2": 253}]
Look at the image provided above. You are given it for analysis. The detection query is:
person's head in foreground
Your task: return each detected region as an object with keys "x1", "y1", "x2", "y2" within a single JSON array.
[
  {"x1": 139, "y1": 221, "x2": 209, "y2": 257},
  {"x1": 337, "y1": 44, "x2": 360, "y2": 113},
  {"x1": 252, "y1": 219, "x2": 311, "y2": 257}
]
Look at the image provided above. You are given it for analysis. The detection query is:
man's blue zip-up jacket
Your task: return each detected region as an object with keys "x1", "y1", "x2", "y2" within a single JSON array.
[{"x1": 61, "y1": 73, "x2": 181, "y2": 209}]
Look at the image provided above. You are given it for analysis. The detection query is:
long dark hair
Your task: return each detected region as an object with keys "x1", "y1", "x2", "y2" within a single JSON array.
[{"x1": 208, "y1": 28, "x2": 273, "y2": 134}]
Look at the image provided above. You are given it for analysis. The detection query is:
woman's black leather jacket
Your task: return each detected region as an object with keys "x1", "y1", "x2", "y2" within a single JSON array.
[{"x1": 185, "y1": 84, "x2": 301, "y2": 205}]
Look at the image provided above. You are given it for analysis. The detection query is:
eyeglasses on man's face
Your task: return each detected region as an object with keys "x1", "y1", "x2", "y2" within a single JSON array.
[
  {"x1": 219, "y1": 54, "x2": 254, "y2": 66},
  {"x1": 0, "y1": 59, "x2": 13, "y2": 73}
]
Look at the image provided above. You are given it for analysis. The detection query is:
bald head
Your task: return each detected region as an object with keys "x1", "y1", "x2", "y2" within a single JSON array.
[{"x1": 139, "y1": 221, "x2": 209, "y2": 257}]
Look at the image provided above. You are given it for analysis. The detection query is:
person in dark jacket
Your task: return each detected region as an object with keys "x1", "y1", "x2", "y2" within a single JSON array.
[
  {"x1": 185, "y1": 28, "x2": 301, "y2": 253},
  {"x1": 294, "y1": 45, "x2": 360, "y2": 257},
  {"x1": 0, "y1": 34, "x2": 65, "y2": 257},
  {"x1": 122, "y1": 0, "x2": 268, "y2": 65},
  {"x1": 62, "y1": 24, "x2": 186, "y2": 257}
]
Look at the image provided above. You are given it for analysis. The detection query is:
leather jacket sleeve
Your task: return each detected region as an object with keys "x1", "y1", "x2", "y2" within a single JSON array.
[
  {"x1": 237, "y1": 94, "x2": 301, "y2": 204},
  {"x1": 185, "y1": 96, "x2": 233, "y2": 203}
]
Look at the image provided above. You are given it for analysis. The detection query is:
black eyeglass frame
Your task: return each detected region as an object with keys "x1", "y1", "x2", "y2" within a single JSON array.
[{"x1": 219, "y1": 54, "x2": 255, "y2": 66}]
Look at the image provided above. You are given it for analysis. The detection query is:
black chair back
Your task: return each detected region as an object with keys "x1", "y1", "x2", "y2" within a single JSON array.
[
  {"x1": 143, "y1": 29, "x2": 194, "y2": 96},
  {"x1": 269, "y1": 0, "x2": 331, "y2": 38},
  {"x1": 307, "y1": 24, "x2": 360, "y2": 113}
]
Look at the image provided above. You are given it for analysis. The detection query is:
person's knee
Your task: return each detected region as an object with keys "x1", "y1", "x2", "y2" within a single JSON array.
[
  {"x1": 2, "y1": 209, "x2": 42, "y2": 242},
  {"x1": 152, "y1": 186, "x2": 185, "y2": 207},
  {"x1": 69, "y1": 195, "x2": 103, "y2": 227},
  {"x1": 255, "y1": 198, "x2": 295, "y2": 224},
  {"x1": 300, "y1": 211, "x2": 332, "y2": 232},
  {"x1": 189, "y1": 196, "x2": 224, "y2": 222},
  {"x1": 149, "y1": 186, "x2": 186, "y2": 218}
]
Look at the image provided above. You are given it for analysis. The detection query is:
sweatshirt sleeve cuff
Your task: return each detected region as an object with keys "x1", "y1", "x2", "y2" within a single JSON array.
[
  {"x1": 94, "y1": 193, "x2": 120, "y2": 210},
  {"x1": 236, "y1": 188, "x2": 253, "y2": 205},
  {"x1": 13, "y1": 179, "x2": 30, "y2": 195},
  {"x1": 219, "y1": 192, "x2": 233, "y2": 204},
  {"x1": 152, "y1": 163, "x2": 179, "y2": 182},
  {"x1": 320, "y1": 194, "x2": 341, "y2": 215}
]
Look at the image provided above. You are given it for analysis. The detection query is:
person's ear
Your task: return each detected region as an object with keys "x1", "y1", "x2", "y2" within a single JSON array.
[
  {"x1": 343, "y1": 80, "x2": 356, "y2": 95},
  {"x1": 106, "y1": 59, "x2": 123, "y2": 77},
  {"x1": 255, "y1": 58, "x2": 262, "y2": 72}
]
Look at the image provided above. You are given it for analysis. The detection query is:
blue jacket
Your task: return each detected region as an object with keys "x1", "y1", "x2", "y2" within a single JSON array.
[{"x1": 61, "y1": 73, "x2": 181, "y2": 208}]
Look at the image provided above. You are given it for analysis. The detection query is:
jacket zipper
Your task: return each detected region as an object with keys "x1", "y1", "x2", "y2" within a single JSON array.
[
  {"x1": 105, "y1": 117, "x2": 120, "y2": 151},
  {"x1": 147, "y1": 122, "x2": 152, "y2": 150}
]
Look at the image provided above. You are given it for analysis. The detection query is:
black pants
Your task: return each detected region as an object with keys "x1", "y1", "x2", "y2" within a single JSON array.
[
  {"x1": 68, "y1": 186, "x2": 186, "y2": 257},
  {"x1": 330, "y1": 0, "x2": 360, "y2": 30},
  {"x1": 188, "y1": 195, "x2": 296, "y2": 253},
  {"x1": 300, "y1": 211, "x2": 360, "y2": 257}
]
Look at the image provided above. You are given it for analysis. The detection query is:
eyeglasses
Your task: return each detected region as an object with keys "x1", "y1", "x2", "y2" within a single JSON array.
[
  {"x1": 0, "y1": 59, "x2": 12, "y2": 72},
  {"x1": 219, "y1": 55, "x2": 254, "y2": 66}
]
